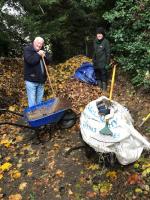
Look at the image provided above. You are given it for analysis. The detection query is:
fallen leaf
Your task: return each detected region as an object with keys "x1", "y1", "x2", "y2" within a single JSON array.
[
  {"x1": 9, "y1": 105, "x2": 16, "y2": 112},
  {"x1": 79, "y1": 107, "x2": 84, "y2": 112},
  {"x1": 127, "y1": 173, "x2": 142, "y2": 185},
  {"x1": 142, "y1": 167, "x2": 150, "y2": 177},
  {"x1": 53, "y1": 143, "x2": 60, "y2": 149},
  {"x1": 0, "y1": 139, "x2": 11, "y2": 147},
  {"x1": 106, "y1": 171, "x2": 117, "y2": 180},
  {"x1": 5, "y1": 156, "x2": 11, "y2": 161},
  {"x1": 55, "y1": 169, "x2": 64, "y2": 177},
  {"x1": 17, "y1": 163, "x2": 22, "y2": 168},
  {"x1": 15, "y1": 136, "x2": 23, "y2": 142},
  {"x1": 87, "y1": 164, "x2": 100, "y2": 170},
  {"x1": 68, "y1": 189, "x2": 73, "y2": 195},
  {"x1": 142, "y1": 163, "x2": 150, "y2": 170},
  {"x1": 49, "y1": 160, "x2": 55, "y2": 170},
  {"x1": 27, "y1": 157, "x2": 37, "y2": 162},
  {"x1": 27, "y1": 169, "x2": 33, "y2": 177},
  {"x1": 134, "y1": 163, "x2": 140, "y2": 169},
  {"x1": 10, "y1": 170, "x2": 21, "y2": 179},
  {"x1": 86, "y1": 191, "x2": 97, "y2": 198},
  {"x1": 19, "y1": 182, "x2": 27, "y2": 191},
  {"x1": 0, "y1": 173, "x2": 3, "y2": 180},
  {"x1": 8, "y1": 193, "x2": 22, "y2": 200},
  {"x1": 135, "y1": 188, "x2": 143, "y2": 193},
  {"x1": 0, "y1": 162, "x2": 12, "y2": 171},
  {"x1": 93, "y1": 182, "x2": 112, "y2": 197},
  {"x1": 99, "y1": 182, "x2": 112, "y2": 197}
]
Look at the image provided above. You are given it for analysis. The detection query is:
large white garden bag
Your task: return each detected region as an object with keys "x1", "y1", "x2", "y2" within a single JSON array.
[{"x1": 80, "y1": 96, "x2": 150, "y2": 165}]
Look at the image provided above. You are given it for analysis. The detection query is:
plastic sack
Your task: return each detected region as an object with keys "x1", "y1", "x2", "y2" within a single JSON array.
[
  {"x1": 74, "y1": 62, "x2": 97, "y2": 85},
  {"x1": 80, "y1": 96, "x2": 150, "y2": 165}
]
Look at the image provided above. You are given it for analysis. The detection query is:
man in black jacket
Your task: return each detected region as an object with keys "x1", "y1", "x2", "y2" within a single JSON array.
[
  {"x1": 93, "y1": 27, "x2": 110, "y2": 90},
  {"x1": 23, "y1": 37, "x2": 52, "y2": 107}
]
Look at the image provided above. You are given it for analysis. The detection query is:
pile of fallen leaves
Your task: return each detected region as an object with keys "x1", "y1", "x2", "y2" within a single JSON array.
[
  {"x1": 0, "y1": 58, "x2": 25, "y2": 111},
  {"x1": 45, "y1": 55, "x2": 108, "y2": 114}
]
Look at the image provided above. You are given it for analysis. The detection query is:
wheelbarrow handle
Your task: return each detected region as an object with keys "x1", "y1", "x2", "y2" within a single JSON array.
[
  {"x1": 0, "y1": 121, "x2": 35, "y2": 130},
  {"x1": 0, "y1": 108, "x2": 23, "y2": 117}
]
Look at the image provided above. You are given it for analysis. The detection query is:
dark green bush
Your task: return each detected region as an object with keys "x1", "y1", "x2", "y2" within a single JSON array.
[{"x1": 103, "y1": 0, "x2": 150, "y2": 89}]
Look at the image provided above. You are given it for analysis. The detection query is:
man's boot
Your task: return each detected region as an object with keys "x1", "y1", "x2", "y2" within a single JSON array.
[
  {"x1": 97, "y1": 80, "x2": 102, "y2": 88},
  {"x1": 102, "y1": 82, "x2": 107, "y2": 91}
]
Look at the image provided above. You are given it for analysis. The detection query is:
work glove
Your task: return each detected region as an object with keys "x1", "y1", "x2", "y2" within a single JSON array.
[{"x1": 105, "y1": 64, "x2": 110, "y2": 70}]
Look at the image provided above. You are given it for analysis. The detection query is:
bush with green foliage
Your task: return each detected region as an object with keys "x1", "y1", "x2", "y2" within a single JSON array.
[{"x1": 103, "y1": 0, "x2": 150, "y2": 89}]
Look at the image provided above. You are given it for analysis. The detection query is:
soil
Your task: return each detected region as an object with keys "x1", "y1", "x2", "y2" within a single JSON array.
[
  {"x1": 26, "y1": 98, "x2": 71, "y2": 120},
  {"x1": 0, "y1": 58, "x2": 149, "y2": 200}
]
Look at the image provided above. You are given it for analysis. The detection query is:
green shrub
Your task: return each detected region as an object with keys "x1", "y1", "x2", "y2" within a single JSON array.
[{"x1": 103, "y1": 0, "x2": 150, "y2": 89}]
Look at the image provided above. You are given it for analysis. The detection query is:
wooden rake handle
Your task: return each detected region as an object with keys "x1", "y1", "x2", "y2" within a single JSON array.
[
  {"x1": 109, "y1": 64, "x2": 117, "y2": 101},
  {"x1": 42, "y1": 57, "x2": 55, "y2": 97}
]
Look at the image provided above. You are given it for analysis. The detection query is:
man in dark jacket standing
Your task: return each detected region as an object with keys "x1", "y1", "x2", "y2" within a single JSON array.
[
  {"x1": 93, "y1": 27, "x2": 110, "y2": 90},
  {"x1": 23, "y1": 37, "x2": 52, "y2": 107}
]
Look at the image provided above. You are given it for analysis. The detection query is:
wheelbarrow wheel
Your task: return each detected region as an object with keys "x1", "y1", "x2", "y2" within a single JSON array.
[{"x1": 58, "y1": 109, "x2": 77, "y2": 129}]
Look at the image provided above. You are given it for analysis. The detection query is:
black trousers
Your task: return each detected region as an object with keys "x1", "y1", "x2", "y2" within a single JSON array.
[{"x1": 94, "y1": 68, "x2": 107, "y2": 82}]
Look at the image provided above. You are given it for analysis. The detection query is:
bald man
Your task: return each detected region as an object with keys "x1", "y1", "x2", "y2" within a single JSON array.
[{"x1": 23, "y1": 37, "x2": 52, "y2": 107}]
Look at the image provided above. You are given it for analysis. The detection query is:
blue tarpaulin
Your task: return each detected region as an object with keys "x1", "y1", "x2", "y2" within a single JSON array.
[{"x1": 74, "y1": 62, "x2": 97, "y2": 85}]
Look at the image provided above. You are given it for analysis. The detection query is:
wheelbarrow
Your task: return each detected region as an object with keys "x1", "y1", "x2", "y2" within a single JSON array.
[{"x1": 0, "y1": 98, "x2": 77, "y2": 141}]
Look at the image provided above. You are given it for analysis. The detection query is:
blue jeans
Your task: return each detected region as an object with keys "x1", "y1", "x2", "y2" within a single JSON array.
[{"x1": 25, "y1": 81, "x2": 44, "y2": 107}]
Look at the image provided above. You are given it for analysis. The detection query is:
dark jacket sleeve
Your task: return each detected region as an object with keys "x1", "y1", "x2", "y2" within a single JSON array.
[
  {"x1": 105, "y1": 40, "x2": 110, "y2": 65},
  {"x1": 92, "y1": 40, "x2": 96, "y2": 66},
  {"x1": 23, "y1": 46, "x2": 41, "y2": 66}
]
